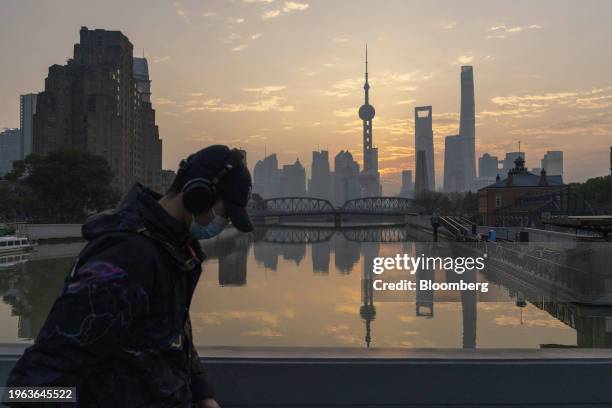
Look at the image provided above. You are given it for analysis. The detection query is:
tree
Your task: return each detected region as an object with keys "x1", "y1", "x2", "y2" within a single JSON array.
[{"x1": 3, "y1": 150, "x2": 117, "y2": 222}]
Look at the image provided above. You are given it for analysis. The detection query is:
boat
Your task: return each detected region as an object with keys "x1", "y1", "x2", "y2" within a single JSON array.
[{"x1": 0, "y1": 236, "x2": 35, "y2": 255}]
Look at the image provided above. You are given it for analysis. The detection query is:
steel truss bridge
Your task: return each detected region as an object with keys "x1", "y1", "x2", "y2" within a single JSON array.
[
  {"x1": 248, "y1": 196, "x2": 417, "y2": 218},
  {"x1": 255, "y1": 224, "x2": 417, "y2": 244}
]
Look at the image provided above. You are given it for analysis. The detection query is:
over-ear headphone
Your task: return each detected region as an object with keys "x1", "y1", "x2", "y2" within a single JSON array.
[{"x1": 180, "y1": 149, "x2": 244, "y2": 214}]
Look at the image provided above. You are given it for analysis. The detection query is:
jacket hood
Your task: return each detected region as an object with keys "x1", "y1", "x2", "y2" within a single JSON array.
[{"x1": 82, "y1": 183, "x2": 195, "y2": 250}]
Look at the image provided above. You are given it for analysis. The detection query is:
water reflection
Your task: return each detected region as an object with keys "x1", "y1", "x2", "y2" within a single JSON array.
[{"x1": 1, "y1": 225, "x2": 612, "y2": 349}]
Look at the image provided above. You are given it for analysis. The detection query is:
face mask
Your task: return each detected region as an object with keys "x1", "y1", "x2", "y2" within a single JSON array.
[{"x1": 190, "y1": 209, "x2": 228, "y2": 240}]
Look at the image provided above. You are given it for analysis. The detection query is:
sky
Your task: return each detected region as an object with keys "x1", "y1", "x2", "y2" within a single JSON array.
[{"x1": 1, "y1": 0, "x2": 611, "y2": 194}]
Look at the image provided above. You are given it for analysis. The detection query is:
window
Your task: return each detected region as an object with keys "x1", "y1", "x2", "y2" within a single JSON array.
[{"x1": 495, "y1": 194, "x2": 502, "y2": 208}]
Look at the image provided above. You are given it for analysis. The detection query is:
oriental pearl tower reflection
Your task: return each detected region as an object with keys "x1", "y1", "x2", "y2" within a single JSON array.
[{"x1": 360, "y1": 242, "x2": 379, "y2": 348}]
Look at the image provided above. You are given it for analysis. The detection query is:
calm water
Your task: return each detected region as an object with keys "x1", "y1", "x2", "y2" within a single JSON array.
[{"x1": 1, "y1": 225, "x2": 611, "y2": 349}]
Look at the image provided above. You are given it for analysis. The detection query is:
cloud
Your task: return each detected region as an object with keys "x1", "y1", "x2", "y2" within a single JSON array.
[
  {"x1": 333, "y1": 108, "x2": 356, "y2": 118},
  {"x1": 232, "y1": 44, "x2": 248, "y2": 52},
  {"x1": 243, "y1": 0, "x2": 275, "y2": 3},
  {"x1": 283, "y1": 1, "x2": 309, "y2": 12},
  {"x1": 262, "y1": 1, "x2": 309, "y2": 19},
  {"x1": 152, "y1": 56, "x2": 171, "y2": 64},
  {"x1": 441, "y1": 21, "x2": 457, "y2": 30},
  {"x1": 243, "y1": 85, "x2": 286, "y2": 94},
  {"x1": 332, "y1": 37, "x2": 349, "y2": 43},
  {"x1": 183, "y1": 95, "x2": 295, "y2": 113},
  {"x1": 243, "y1": 328, "x2": 284, "y2": 337},
  {"x1": 453, "y1": 55, "x2": 474, "y2": 65},
  {"x1": 480, "y1": 87, "x2": 612, "y2": 119},
  {"x1": 324, "y1": 70, "x2": 433, "y2": 98},
  {"x1": 250, "y1": 33, "x2": 262, "y2": 40},
  {"x1": 153, "y1": 97, "x2": 177, "y2": 105},
  {"x1": 202, "y1": 11, "x2": 216, "y2": 17},
  {"x1": 262, "y1": 9, "x2": 281, "y2": 19},
  {"x1": 487, "y1": 24, "x2": 542, "y2": 39},
  {"x1": 228, "y1": 17, "x2": 246, "y2": 24},
  {"x1": 396, "y1": 99, "x2": 415, "y2": 105}
]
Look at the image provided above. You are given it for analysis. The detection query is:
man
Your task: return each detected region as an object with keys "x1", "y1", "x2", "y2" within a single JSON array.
[{"x1": 6, "y1": 145, "x2": 254, "y2": 407}]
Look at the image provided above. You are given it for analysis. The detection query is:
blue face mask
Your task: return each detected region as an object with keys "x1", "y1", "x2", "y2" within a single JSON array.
[{"x1": 190, "y1": 209, "x2": 228, "y2": 240}]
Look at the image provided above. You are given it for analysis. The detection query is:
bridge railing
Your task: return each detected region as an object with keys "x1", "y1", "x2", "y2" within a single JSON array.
[{"x1": 248, "y1": 196, "x2": 417, "y2": 216}]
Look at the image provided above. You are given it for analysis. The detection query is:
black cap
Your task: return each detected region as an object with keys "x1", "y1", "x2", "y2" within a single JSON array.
[{"x1": 180, "y1": 145, "x2": 253, "y2": 232}]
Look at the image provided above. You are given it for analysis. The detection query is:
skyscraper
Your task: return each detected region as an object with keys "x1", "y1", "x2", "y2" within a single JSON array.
[
  {"x1": 459, "y1": 66, "x2": 476, "y2": 191},
  {"x1": 19, "y1": 93, "x2": 37, "y2": 159},
  {"x1": 399, "y1": 170, "x2": 413, "y2": 198},
  {"x1": 414, "y1": 106, "x2": 435, "y2": 191},
  {"x1": 444, "y1": 135, "x2": 464, "y2": 193},
  {"x1": 414, "y1": 150, "x2": 429, "y2": 197},
  {"x1": 133, "y1": 57, "x2": 162, "y2": 192},
  {"x1": 308, "y1": 150, "x2": 332, "y2": 201},
  {"x1": 253, "y1": 153, "x2": 281, "y2": 198},
  {"x1": 541, "y1": 151, "x2": 563, "y2": 176},
  {"x1": 33, "y1": 27, "x2": 162, "y2": 193},
  {"x1": 0, "y1": 129, "x2": 22, "y2": 176},
  {"x1": 333, "y1": 150, "x2": 361, "y2": 206},
  {"x1": 478, "y1": 153, "x2": 499, "y2": 178},
  {"x1": 358, "y1": 45, "x2": 382, "y2": 197},
  {"x1": 280, "y1": 159, "x2": 306, "y2": 197}
]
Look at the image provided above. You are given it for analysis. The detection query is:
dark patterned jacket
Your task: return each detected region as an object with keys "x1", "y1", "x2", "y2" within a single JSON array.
[{"x1": 6, "y1": 183, "x2": 214, "y2": 407}]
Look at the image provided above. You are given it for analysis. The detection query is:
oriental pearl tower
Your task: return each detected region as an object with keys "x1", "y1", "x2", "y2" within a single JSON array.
[{"x1": 358, "y1": 45, "x2": 382, "y2": 197}]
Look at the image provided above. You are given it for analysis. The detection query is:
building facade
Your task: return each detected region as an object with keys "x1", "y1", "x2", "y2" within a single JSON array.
[
  {"x1": 253, "y1": 153, "x2": 281, "y2": 198},
  {"x1": 33, "y1": 27, "x2": 162, "y2": 193},
  {"x1": 0, "y1": 129, "x2": 22, "y2": 176},
  {"x1": 541, "y1": 150, "x2": 563, "y2": 176},
  {"x1": 459, "y1": 66, "x2": 476, "y2": 191},
  {"x1": 414, "y1": 106, "x2": 435, "y2": 191},
  {"x1": 478, "y1": 155, "x2": 565, "y2": 225},
  {"x1": 160, "y1": 169, "x2": 176, "y2": 193},
  {"x1": 478, "y1": 153, "x2": 499, "y2": 178},
  {"x1": 19, "y1": 94, "x2": 37, "y2": 159},
  {"x1": 280, "y1": 159, "x2": 306, "y2": 197},
  {"x1": 333, "y1": 150, "x2": 361, "y2": 206},
  {"x1": 444, "y1": 135, "x2": 463, "y2": 193},
  {"x1": 399, "y1": 170, "x2": 413, "y2": 198},
  {"x1": 308, "y1": 150, "x2": 332, "y2": 201}
]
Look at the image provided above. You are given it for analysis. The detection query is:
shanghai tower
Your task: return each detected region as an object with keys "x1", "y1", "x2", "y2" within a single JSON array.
[{"x1": 459, "y1": 66, "x2": 476, "y2": 191}]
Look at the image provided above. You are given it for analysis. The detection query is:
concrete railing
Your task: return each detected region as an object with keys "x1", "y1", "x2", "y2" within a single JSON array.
[{"x1": 2, "y1": 345, "x2": 612, "y2": 406}]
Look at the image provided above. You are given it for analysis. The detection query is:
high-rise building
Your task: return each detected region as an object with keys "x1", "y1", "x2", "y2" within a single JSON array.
[
  {"x1": 333, "y1": 150, "x2": 361, "y2": 206},
  {"x1": 541, "y1": 151, "x2": 563, "y2": 176},
  {"x1": 502, "y1": 152, "x2": 524, "y2": 176},
  {"x1": 33, "y1": 27, "x2": 162, "y2": 193},
  {"x1": 414, "y1": 150, "x2": 430, "y2": 197},
  {"x1": 160, "y1": 169, "x2": 176, "y2": 193},
  {"x1": 0, "y1": 129, "x2": 23, "y2": 176},
  {"x1": 308, "y1": 150, "x2": 332, "y2": 201},
  {"x1": 20, "y1": 94, "x2": 37, "y2": 159},
  {"x1": 133, "y1": 57, "x2": 162, "y2": 192},
  {"x1": 478, "y1": 153, "x2": 499, "y2": 178},
  {"x1": 253, "y1": 153, "x2": 281, "y2": 198},
  {"x1": 444, "y1": 135, "x2": 464, "y2": 193},
  {"x1": 414, "y1": 106, "x2": 435, "y2": 191},
  {"x1": 459, "y1": 66, "x2": 476, "y2": 191},
  {"x1": 399, "y1": 170, "x2": 413, "y2": 198},
  {"x1": 280, "y1": 159, "x2": 306, "y2": 197},
  {"x1": 358, "y1": 46, "x2": 382, "y2": 197}
]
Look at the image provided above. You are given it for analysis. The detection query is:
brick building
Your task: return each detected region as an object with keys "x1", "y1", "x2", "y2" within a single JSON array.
[
  {"x1": 478, "y1": 155, "x2": 566, "y2": 225},
  {"x1": 33, "y1": 27, "x2": 162, "y2": 193}
]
